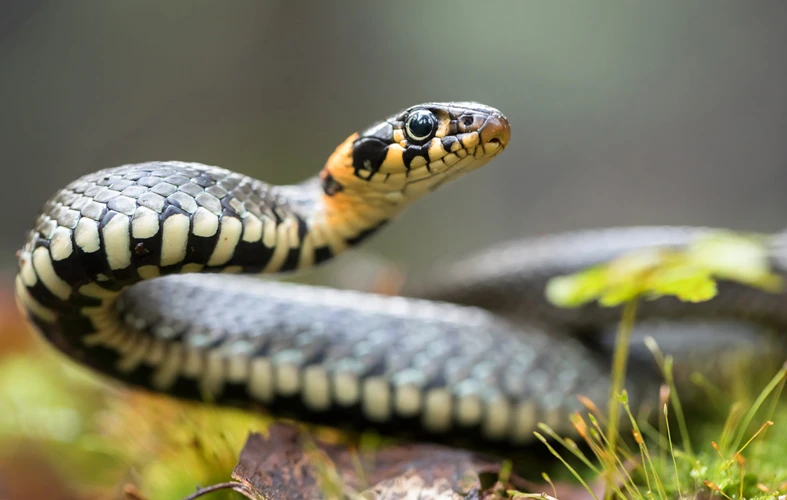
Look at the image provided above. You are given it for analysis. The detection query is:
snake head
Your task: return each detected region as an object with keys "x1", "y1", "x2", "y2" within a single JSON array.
[{"x1": 321, "y1": 102, "x2": 510, "y2": 202}]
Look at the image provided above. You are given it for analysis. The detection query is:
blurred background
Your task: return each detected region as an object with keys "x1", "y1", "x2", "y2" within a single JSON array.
[{"x1": 1, "y1": 1, "x2": 786, "y2": 498}]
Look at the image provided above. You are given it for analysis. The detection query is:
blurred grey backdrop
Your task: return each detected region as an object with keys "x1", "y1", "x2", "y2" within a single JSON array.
[{"x1": 1, "y1": 1, "x2": 786, "y2": 286}]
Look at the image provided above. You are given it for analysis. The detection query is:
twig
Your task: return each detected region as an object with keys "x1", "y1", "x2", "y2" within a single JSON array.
[{"x1": 180, "y1": 481, "x2": 257, "y2": 500}]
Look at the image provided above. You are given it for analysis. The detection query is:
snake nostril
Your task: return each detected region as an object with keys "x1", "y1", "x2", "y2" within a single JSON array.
[{"x1": 479, "y1": 116, "x2": 511, "y2": 148}]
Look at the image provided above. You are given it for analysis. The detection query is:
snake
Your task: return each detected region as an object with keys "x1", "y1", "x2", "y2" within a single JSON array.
[{"x1": 14, "y1": 101, "x2": 787, "y2": 451}]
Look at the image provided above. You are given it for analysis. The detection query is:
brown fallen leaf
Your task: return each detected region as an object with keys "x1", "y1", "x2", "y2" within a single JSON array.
[{"x1": 231, "y1": 424, "x2": 521, "y2": 500}]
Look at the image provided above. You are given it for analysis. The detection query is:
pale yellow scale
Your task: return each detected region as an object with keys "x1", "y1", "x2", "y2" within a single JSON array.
[
  {"x1": 160, "y1": 214, "x2": 190, "y2": 266},
  {"x1": 102, "y1": 215, "x2": 131, "y2": 270},
  {"x1": 262, "y1": 218, "x2": 292, "y2": 272},
  {"x1": 32, "y1": 247, "x2": 71, "y2": 300},
  {"x1": 248, "y1": 358, "x2": 274, "y2": 402},
  {"x1": 302, "y1": 366, "x2": 331, "y2": 411},
  {"x1": 207, "y1": 216, "x2": 242, "y2": 266},
  {"x1": 422, "y1": 388, "x2": 453, "y2": 433},
  {"x1": 362, "y1": 376, "x2": 391, "y2": 422}
]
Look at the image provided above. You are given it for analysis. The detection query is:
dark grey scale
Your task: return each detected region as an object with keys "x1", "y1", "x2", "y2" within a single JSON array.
[
  {"x1": 217, "y1": 173, "x2": 244, "y2": 195},
  {"x1": 136, "y1": 175, "x2": 165, "y2": 188},
  {"x1": 79, "y1": 201, "x2": 108, "y2": 225},
  {"x1": 114, "y1": 293, "x2": 140, "y2": 325},
  {"x1": 55, "y1": 192, "x2": 80, "y2": 212},
  {"x1": 166, "y1": 192, "x2": 198, "y2": 214},
  {"x1": 116, "y1": 305, "x2": 161, "y2": 339},
  {"x1": 164, "y1": 173, "x2": 191, "y2": 187},
  {"x1": 150, "y1": 182, "x2": 177, "y2": 198},
  {"x1": 96, "y1": 175, "x2": 122, "y2": 188},
  {"x1": 176, "y1": 183, "x2": 204, "y2": 200},
  {"x1": 113, "y1": 167, "x2": 147, "y2": 182},
  {"x1": 243, "y1": 185, "x2": 276, "y2": 220},
  {"x1": 192, "y1": 172, "x2": 218, "y2": 188},
  {"x1": 291, "y1": 328, "x2": 333, "y2": 363},
  {"x1": 127, "y1": 279, "x2": 242, "y2": 346},
  {"x1": 148, "y1": 315, "x2": 191, "y2": 342},
  {"x1": 219, "y1": 197, "x2": 241, "y2": 218},
  {"x1": 107, "y1": 179, "x2": 135, "y2": 192},
  {"x1": 106, "y1": 196, "x2": 137, "y2": 216}
]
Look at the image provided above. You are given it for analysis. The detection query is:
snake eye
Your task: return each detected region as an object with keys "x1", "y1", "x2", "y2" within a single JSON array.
[{"x1": 405, "y1": 109, "x2": 437, "y2": 143}]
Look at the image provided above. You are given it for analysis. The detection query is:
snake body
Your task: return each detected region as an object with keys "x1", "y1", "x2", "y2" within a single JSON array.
[{"x1": 14, "y1": 101, "x2": 787, "y2": 449}]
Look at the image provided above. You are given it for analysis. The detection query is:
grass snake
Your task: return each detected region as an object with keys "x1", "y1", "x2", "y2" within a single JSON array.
[{"x1": 14, "y1": 101, "x2": 787, "y2": 450}]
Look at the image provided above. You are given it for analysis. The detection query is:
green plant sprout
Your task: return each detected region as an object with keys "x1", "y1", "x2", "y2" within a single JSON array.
[{"x1": 536, "y1": 231, "x2": 787, "y2": 499}]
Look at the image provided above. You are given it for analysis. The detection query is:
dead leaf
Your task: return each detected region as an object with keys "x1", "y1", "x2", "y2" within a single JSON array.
[{"x1": 231, "y1": 424, "x2": 519, "y2": 500}]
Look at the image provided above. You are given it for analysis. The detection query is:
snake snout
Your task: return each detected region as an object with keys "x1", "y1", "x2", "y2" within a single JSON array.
[{"x1": 479, "y1": 114, "x2": 511, "y2": 149}]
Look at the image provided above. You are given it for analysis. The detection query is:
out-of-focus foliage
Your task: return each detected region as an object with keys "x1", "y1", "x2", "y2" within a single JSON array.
[
  {"x1": 546, "y1": 232, "x2": 784, "y2": 307},
  {"x1": 538, "y1": 232, "x2": 787, "y2": 499},
  {"x1": 0, "y1": 297, "x2": 270, "y2": 499}
]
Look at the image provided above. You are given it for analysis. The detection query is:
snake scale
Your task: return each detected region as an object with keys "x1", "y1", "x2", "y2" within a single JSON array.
[{"x1": 14, "y1": 102, "x2": 787, "y2": 450}]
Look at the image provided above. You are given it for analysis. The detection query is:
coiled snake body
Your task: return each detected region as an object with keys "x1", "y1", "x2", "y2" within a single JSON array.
[{"x1": 15, "y1": 102, "x2": 787, "y2": 449}]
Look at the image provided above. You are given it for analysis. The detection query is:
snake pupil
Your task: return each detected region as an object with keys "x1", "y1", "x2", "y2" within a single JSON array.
[{"x1": 405, "y1": 109, "x2": 437, "y2": 143}]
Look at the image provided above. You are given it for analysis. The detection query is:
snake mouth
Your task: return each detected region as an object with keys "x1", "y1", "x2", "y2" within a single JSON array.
[{"x1": 402, "y1": 146, "x2": 497, "y2": 196}]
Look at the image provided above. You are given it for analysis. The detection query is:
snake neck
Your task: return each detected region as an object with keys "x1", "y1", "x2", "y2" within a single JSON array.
[
  {"x1": 15, "y1": 154, "x2": 406, "y2": 317},
  {"x1": 282, "y1": 133, "x2": 413, "y2": 266}
]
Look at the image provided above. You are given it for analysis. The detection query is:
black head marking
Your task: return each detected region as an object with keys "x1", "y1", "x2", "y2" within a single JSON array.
[
  {"x1": 441, "y1": 136, "x2": 458, "y2": 153},
  {"x1": 352, "y1": 137, "x2": 388, "y2": 178},
  {"x1": 402, "y1": 143, "x2": 430, "y2": 170}
]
